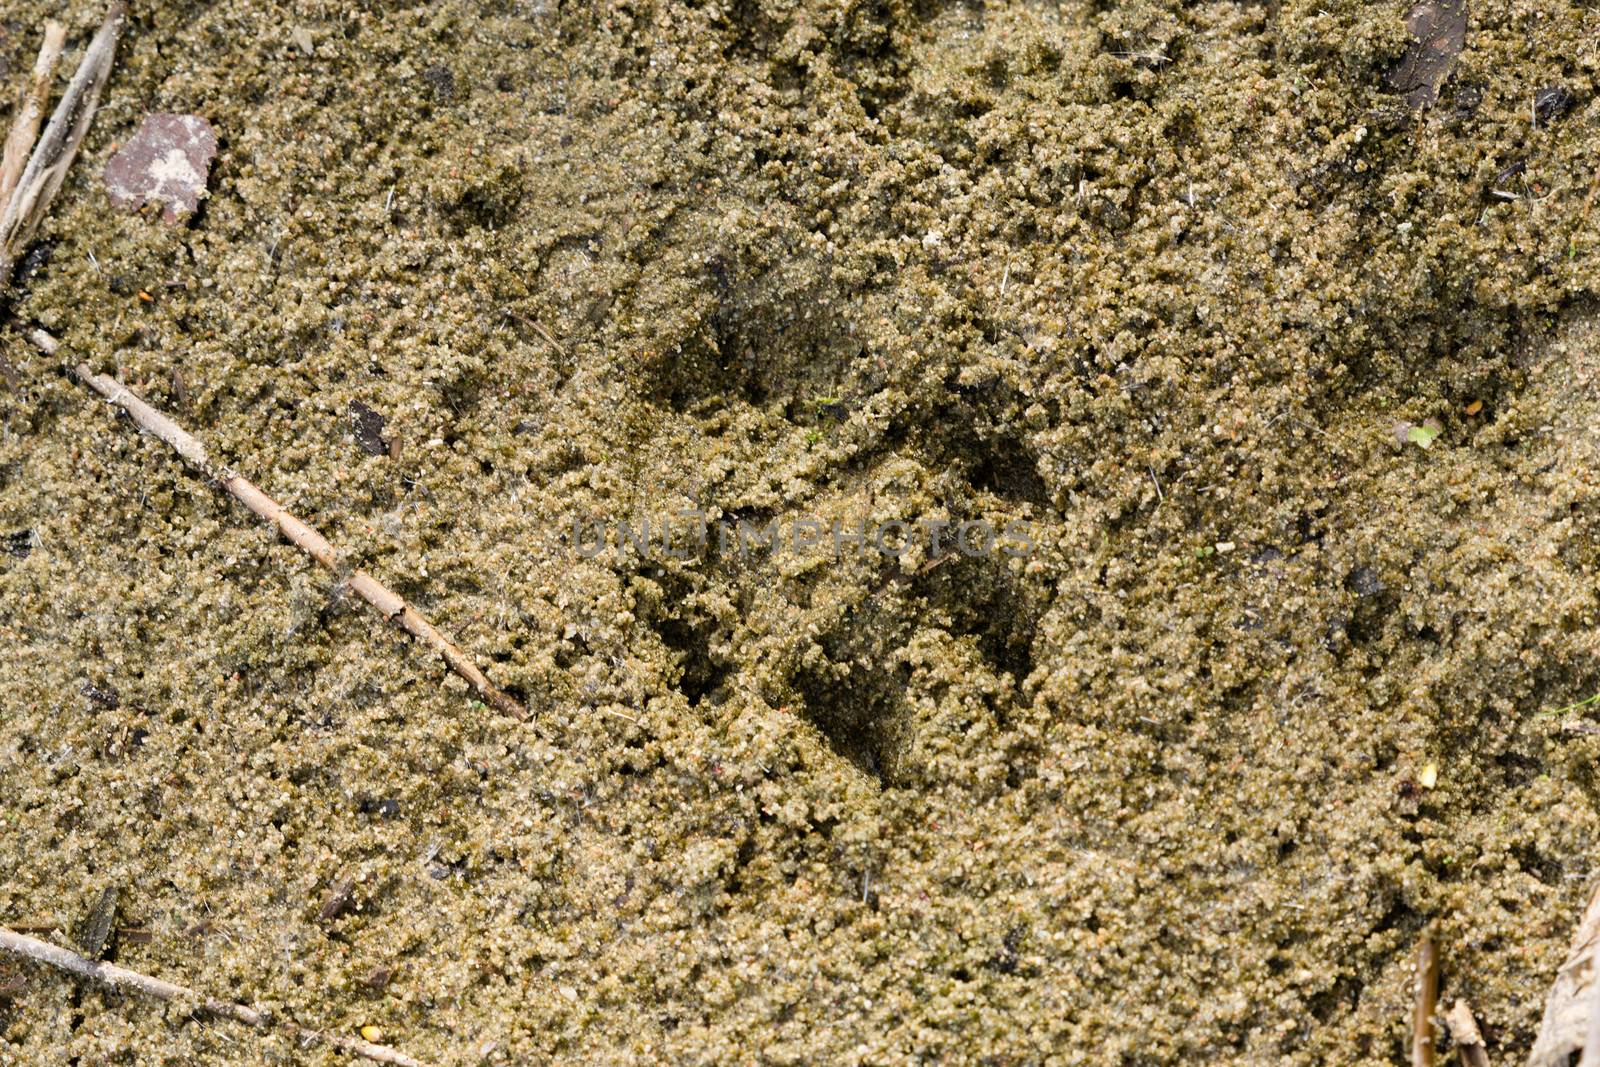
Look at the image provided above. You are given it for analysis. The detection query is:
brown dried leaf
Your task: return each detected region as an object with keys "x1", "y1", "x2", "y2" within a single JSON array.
[
  {"x1": 0, "y1": 967, "x2": 24, "y2": 999},
  {"x1": 1529, "y1": 880, "x2": 1600, "y2": 1066}
]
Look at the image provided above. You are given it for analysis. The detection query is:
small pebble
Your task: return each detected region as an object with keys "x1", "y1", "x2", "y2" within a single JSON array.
[
  {"x1": 423, "y1": 63, "x2": 456, "y2": 101},
  {"x1": 318, "y1": 876, "x2": 355, "y2": 922},
  {"x1": 104, "y1": 114, "x2": 218, "y2": 224},
  {"x1": 1346, "y1": 567, "x2": 1384, "y2": 598}
]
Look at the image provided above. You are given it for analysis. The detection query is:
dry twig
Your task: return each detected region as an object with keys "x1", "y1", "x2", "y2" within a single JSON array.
[
  {"x1": 0, "y1": 21, "x2": 67, "y2": 207},
  {"x1": 25, "y1": 329, "x2": 525, "y2": 718},
  {"x1": 1442, "y1": 1000, "x2": 1489, "y2": 1067},
  {"x1": 1413, "y1": 925, "x2": 1439, "y2": 1067},
  {"x1": 0, "y1": 4, "x2": 125, "y2": 284},
  {"x1": 0, "y1": 926, "x2": 426, "y2": 1067}
]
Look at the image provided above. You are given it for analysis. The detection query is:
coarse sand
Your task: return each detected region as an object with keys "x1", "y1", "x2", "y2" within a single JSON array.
[{"x1": 4, "y1": 0, "x2": 1600, "y2": 1062}]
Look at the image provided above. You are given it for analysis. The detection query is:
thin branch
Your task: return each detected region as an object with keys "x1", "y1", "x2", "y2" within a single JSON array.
[
  {"x1": 0, "y1": 4, "x2": 126, "y2": 284},
  {"x1": 24, "y1": 328, "x2": 526, "y2": 719},
  {"x1": 0, "y1": 21, "x2": 67, "y2": 207},
  {"x1": 0, "y1": 926, "x2": 427, "y2": 1067}
]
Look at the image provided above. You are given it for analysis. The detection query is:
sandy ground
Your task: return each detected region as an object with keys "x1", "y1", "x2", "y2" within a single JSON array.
[{"x1": 4, "y1": 0, "x2": 1600, "y2": 1063}]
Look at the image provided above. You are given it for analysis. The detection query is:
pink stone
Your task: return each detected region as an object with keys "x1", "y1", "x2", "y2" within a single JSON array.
[{"x1": 103, "y1": 114, "x2": 217, "y2": 224}]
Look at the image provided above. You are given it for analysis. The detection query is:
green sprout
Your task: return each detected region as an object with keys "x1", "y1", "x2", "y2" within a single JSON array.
[
  {"x1": 1536, "y1": 691, "x2": 1600, "y2": 718},
  {"x1": 1406, "y1": 423, "x2": 1441, "y2": 448}
]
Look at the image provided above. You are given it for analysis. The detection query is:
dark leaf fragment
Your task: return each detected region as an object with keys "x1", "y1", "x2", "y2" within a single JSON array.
[
  {"x1": 1386, "y1": 0, "x2": 1467, "y2": 109},
  {"x1": 75, "y1": 887, "x2": 119, "y2": 961},
  {"x1": 348, "y1": 400, "x2": 389, "y2": 456}
]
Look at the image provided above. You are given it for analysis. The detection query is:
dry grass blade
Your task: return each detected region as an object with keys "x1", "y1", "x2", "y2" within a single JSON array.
[
  {"x1": 0, "y1": 4, "x2": 125, "y2": 285},
  {"x1": 0, "y1": 22, "x2": 67, "y2": 207},
  {"x1": 0, "y1": 926, "x2": 428, "y2": 1067}
]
